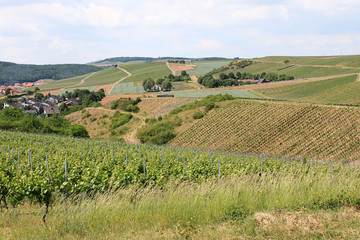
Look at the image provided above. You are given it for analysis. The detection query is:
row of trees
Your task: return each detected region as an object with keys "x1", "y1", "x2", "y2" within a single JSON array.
[
  {"x1": 168, "y1": 60, "x2": 186, "y2": 64},
  {"x1": 198, "y1": 71, "x2": 295, "y2": 88}
]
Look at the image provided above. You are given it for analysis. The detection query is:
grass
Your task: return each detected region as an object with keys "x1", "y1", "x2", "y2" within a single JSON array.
[
  {"x1": 254, "y1": 74, "x2": 360, "y2": 105},
  {"x1": 120, "y1": 62, "x2": 171, "y2": 83},
  {"x1": 2, "y1": 167, "x2": 360, "y2": 239},
  {"x1": 78, "y1": 67, "x2": 128, "y2": 87},
  {"x1": 187, "y1": 61, "x2": 231, "y2": 75},
  {"x1": 110, "y1": 82, "x2": 145, "y2": 94},
  {"x1": 218, "y1": 61, "x2": 359, "y2": 79},
  {"x1": 170, "y1": 99, "x2": 360, "y2": 160},
  {"x1": 258, "y1": 55, "x2": 360, "y2": 68},
  {"x1": 158, "y1": 90, "x2": 260, "y2": 98},
  {"x1": 55, "y1": 86, "x2": 99, "y2": 95},
  {"x1": 27, "y1": 73, "x2": 93, "y2": 91}
]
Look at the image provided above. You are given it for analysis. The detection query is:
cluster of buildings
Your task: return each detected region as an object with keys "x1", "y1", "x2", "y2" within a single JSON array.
[
  {"x1": 0, "y1": 80, "x2": 45, "y2": 95},
  {"x1": 3, "y1": 94, "x2": 79, "y2": 118}
]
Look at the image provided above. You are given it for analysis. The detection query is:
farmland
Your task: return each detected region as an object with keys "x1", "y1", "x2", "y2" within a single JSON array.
[
  {"x1": 254, "y1": 74, "x2": 360, "y2": 105},
  {"x1": 119, "y1": 62, "x2": 171, "y2": 83},
  {"x1": 1, "y1": 130, "x2": 360, "y2": 239},
  {"x1": 110, "y1": 82, "x2": 145, "y2": 95},
  {"x1": 171, "y1": 99, "x2": 360, "y2": 160},
  {"x1": 30, "y1": 73, "x2": 93, "y2": 91},
  {"x1": 157, "y1": 89, "x2": 260, "y2": 98},
  {"x1": 187, "y1": 61, "x2": 231, "y2": 75},
  {"x1": 76, "y1": 67, "x2": 128, "y2": 87}
]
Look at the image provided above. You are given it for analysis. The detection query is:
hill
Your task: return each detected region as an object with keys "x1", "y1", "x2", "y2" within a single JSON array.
[
  {"x1": 253, "y1": 74, "x2": 360, "y2": 105},
  {"x1": 0, "y1": 61, "x2": 101, "y2": 85},
  {"x1": 92, "y1": 56, "x2": 232, "y2": 65},
  {"x1": 170, "y1": 99, "x2": 360, "y2": 160},
  {"x1": 210, "y1": 55, "x2": 360, "y2": 80}
]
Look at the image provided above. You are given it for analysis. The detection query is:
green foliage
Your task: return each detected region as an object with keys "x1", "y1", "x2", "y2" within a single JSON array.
[
  {"x1": 60, "y1": 106, "x2": 83, "y2": 116},
  {"x1": 70, "y1": 124, "x2": 89, "y2": 138},
  {"x1": 170, "y1": 94, "x2": 235, "y2": 115},
  {"x1": 110, "y1": 111, "x2": 133, "y2": 130},
  {"x1": 137, "y1": 121, "x2": 176, "y2": 144},
  {"x1": 143, "y1": 78, "x2": 155, "y2": 91},
  {"x1": 111, "y1": 98, "x2": 141, "y2": 113},
  {"x1": 265, "y1": 72, "x2": 279, "y2": 81},
  {"x1": 0, "y1": 61, "x2": 101, "y2": 86},
  {"x1": 161, "y1": 79, "x2": 172, "y2": 91},
  {"x1": 193, "y1": 111, "x2": 204, "y2": 119},
  {"x1": 65, "y1": 88, "x2": 105, "y2": 107}
]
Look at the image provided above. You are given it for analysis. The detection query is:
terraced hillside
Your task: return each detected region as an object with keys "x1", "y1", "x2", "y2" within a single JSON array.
[
  {"x1": 253, "y1": 74, "x2": 360, "y2": 105},
  {"x1": 171, "y1": 99, "x2": 360, "y2": 160}
]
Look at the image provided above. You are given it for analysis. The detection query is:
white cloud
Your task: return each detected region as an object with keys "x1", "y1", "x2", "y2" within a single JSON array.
[
  {"x1": 293, "y1": 0, "x2": 360, "y2": 15},
  {"x1": 194, "y1": 39, "x2": 222, "y2": 49}
]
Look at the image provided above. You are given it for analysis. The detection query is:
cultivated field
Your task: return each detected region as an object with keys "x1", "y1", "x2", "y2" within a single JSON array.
[
  {"x1": 1, "y1": 130, "x2": 360, "y2": 239},
  {"x1": 31, "y1": 73, "x2": 93, "y2": 91},
  {"x1": 119, "y1": 62, "x2": 171, "y2": 83},
  {"x1": 110, "y1": 82, "x2": 145, "y2": 95},
  {"x1": 254, "y1": 74, "x2": 360, "y2": 105},
  {"x1": 171, "y1": 99, "x2": 360, "y2": 160},
  {"x1": 187, "y1": 61, "x2": 231, "y2": 75},
  {"x1": 77, "y1": 67, "x2": 128, "y2": 87},
  {"x1": 158, "y1": 89, "x2": 260, "y2": 98},
  {"x1": 137, "y1": 98, "x2": 196, "y2": 117}
]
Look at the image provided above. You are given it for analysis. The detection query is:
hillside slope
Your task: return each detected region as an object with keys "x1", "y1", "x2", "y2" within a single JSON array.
[
  {"x1": 253, "y1": 74, "x2": 360, "y2": 105},
  {"x1": 170, "y1": 99, "x2": 360, "y2": 160}
]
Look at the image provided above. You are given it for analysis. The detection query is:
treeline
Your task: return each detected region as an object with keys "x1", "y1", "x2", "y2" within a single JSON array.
[
  {"x1": 0, "y1": 107, "x2": 89, "y2": 137},
  {"x1": 198, "y1": 72, "x2": 294, "y2": 88},
  {"x1": 143, "y1": 72, "x2": 191, "y2": 91},
  {"x1": 63, "y1": 89, "x2": 105, "y2": 108},
  {"x1": 0, "y1": 61, "x2": 101, "y2": 85},
  {"x1": 93, "y1": 56, "x2": 232, "y2": 64},
  {"x1": 167, "y1": 60, "x2": 186, "y2": 64},
  {"x1": 209, "y1": 60, "x2": 253, "y2": 74}
]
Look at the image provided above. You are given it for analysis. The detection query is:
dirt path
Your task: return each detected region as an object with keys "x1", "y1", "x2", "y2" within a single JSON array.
[
  {"x1": 107, "y1": 67, "x2": 132, "y2": 95},
  {"x1": 123, "y1": 118, "x2": 145, "y2": 143},
  {"x1": 166, "y1": 61, "x2": 176, "y2": 75}
]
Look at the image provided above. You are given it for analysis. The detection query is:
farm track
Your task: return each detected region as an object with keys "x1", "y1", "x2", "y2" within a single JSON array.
[
  {"x1": 107, "y1": 67, "x2": 132, "y2": 95},
  {"x1": 166, "y1": 61, "x2": 176, "y2": 75}
]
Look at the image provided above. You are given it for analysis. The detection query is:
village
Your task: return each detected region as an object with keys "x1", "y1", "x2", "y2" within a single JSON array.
[
  {"x1": 2, "y1": 92, "x2": 80, "y2": 118},
  {"x1": 0, "y1": 79, "x2": 45, "y2": 95}
]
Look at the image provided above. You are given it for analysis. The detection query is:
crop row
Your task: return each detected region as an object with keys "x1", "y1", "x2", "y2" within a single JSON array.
[{"x1": 171, "y1": 100, "x2": 360, "y2": 160}]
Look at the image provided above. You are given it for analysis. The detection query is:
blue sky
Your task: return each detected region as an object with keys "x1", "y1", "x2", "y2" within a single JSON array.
[{"x1": 1, "y1": 0, "x2": 360, "y2": 64}]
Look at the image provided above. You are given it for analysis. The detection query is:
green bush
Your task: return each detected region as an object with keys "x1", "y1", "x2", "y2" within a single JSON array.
[
  {"x1": 110, "y1": 111, "x2": 132, "y2": 130},
  {"x1": 137, "y1": 121, "x2": 176, "y2": 144},
  {"x1": 193, "y1": 112, "x2": 204, "y2": 119},
  {"x1": 70, "y1": 124, "x2": 89, "y2": 138},
  {"x1": 205, "y1": 102, "x2": 215, "y2": 111}
]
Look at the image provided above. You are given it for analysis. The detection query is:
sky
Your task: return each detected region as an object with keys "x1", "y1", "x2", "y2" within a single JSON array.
[{"x1": 1, "y1": 0, "x2": 360, "y2": 64}]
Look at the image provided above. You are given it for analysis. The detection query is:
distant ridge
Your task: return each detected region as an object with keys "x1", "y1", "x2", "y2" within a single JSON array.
[
  {"x1": 91, "y1": 56, "x2": 233, "y2": 64},
  {"x1": 0, "y1": 61, "x2": 102, "y2": 86}
]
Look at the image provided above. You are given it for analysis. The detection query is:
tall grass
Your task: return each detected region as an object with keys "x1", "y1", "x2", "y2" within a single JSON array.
[{"x1": 1, "y1": 165, "x2": 360, "y2": 239}]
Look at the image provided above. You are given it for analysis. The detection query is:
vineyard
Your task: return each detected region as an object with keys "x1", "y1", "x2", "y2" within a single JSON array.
[
  {"x1": 171, "y1": 99, "x2": 360, "y2": 160},
  {"x1": 1, "y1": 129, "x2": 353, "y2": 210},
  {"x1": 1, "y1": 130, "x2": 360, "y2": 238}
]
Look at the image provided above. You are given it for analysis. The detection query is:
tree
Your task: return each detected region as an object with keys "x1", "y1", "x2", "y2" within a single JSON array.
[
  {"x1": 34, "y1": 87, "x2": 40, "y2": 92},
  {"x1": 236, "y1": 72, "x2": 242, "y2": 79},
  {"x1": 265, "y1": 72, "x2": 279, "y2": 81},
  {"x1": 181, "y1": 70, "x2": 187, "y2": 76},
  {"x1": 161, "y1": 79, "x2": 172, "y2": 91},
  {"x1": 4, "y1": 88, "x2": 11, "y2": 96},
  {"x1": 35, "y1": 93, "x2": 44, "y2": 100},
  {"x1": 260, "y1": 72, "x2": 267, "y2": 79},
  {"x1": 70, "y1": 124, "x2": 89, "y2": 138},
  {"x1": 228, "y1": 72, "x2": 235, "y2": 79},
  {"x1": 219, "y1": 73, "x2": 228, "y2": 80},
  {"x1": 143, "y1": 78, "x2": 155, "y2": 91},
  {"x1": 60, "y1": 102, "x2": 68, "y2": 112},
  {"x1": 284, "y1": 59, "x2": 290, "y2": 64}
]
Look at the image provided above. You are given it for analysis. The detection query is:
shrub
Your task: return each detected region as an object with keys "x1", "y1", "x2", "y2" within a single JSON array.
[
  {"x1": 205, "y1": 102, "x2": 215, "y2": 111},
  {"x1": 110, "y1": 111, "x2": 132, "y2": 130},
  {"x1": 69, "y1": 124, "x2": 89, "y2": 138},
  {"x1": 193, "y1": 112, "x2": 204, "y2": 119}
]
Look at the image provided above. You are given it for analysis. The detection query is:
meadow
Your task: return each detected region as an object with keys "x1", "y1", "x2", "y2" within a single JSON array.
[
  {"x1": 110, "y1": 82, "x2": 145, "y2": 94},
  {"x1": 77, "y1": 67, "x2": 128, "y2": 87}
]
